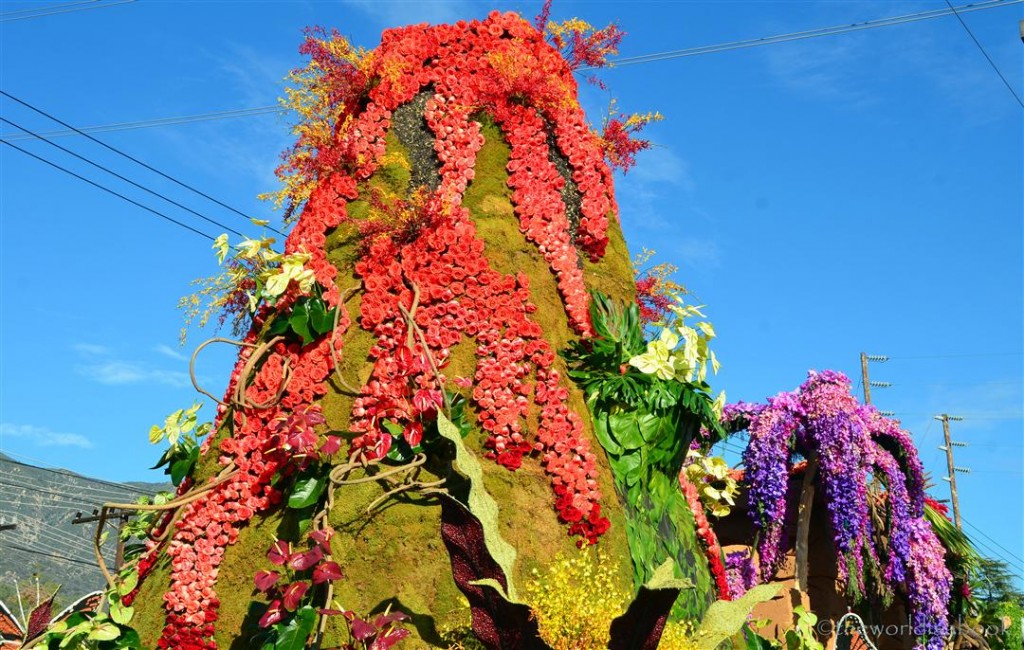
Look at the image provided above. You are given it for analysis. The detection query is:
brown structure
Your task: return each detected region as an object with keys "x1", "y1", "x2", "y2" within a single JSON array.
[{"x1": 715, "y1": 468, "x2": 914, "y2": 650}]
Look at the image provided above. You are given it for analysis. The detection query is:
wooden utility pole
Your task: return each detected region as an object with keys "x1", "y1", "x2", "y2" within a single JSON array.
[
  {"x1": 860, "y1": 352, "x2": 872, "y2": 404},
  {"x1": 72, "y1": 509, "x2": 131, "y2": 571},
  {"x1": 938, "y1": 414, "x2": 967, "y2": 530},
  {"x1": 859, "y1": 353, "x2": 890, "y2": 405}
]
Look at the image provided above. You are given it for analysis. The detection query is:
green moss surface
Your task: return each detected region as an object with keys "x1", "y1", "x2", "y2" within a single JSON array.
[{"x1": 132, "y1": 108, "x2": 644, "y2": 647}]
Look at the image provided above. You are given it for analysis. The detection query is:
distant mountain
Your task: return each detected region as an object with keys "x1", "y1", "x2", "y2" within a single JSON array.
[{"x1": 0, "y1": 453, "x2": 171, "y2": 607}]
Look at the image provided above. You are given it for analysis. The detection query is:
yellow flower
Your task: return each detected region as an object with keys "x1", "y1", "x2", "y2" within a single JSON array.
[{"x1": 629, "y1": 328, "x2": 678, "y2": 380}]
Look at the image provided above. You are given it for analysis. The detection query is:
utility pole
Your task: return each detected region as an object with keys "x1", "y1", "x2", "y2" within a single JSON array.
[
  {"x1": 72, "y1": 509, "x2": 132, "y2": 571},
  {"x1": 937, "y1": 414, "x2": 969, "y2": 530},
  {"x1": 859, "y1": 353, "x2": 890, "y2": 405}
]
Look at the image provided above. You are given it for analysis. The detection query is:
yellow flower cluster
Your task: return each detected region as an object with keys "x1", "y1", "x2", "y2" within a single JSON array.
[
  {"x1": 523, "y1": 548, "x2": 629, "y2": 650},
  {"x1": 258, "y1": 31, "x2": 372, "y2": 218},
  {"x1": 684, "y1": 450, "x2": 739, "y2": 518},
  {"x1": 631, "y1": 247, "x2": 687, "y2": 302},
  {"x1": 658, "y1": 620, "x2": 702, "y2": 650}
]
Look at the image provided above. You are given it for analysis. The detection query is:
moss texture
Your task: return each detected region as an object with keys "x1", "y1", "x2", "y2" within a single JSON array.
[{"x1": 133, "y1": 109, "x2": 642, "y2": 647}]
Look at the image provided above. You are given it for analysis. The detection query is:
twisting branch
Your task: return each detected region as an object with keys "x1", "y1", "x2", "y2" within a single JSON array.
[
  {"x1": 397, "y1": 278, "x2": 452, "y2": 416},
  {"x1": 328, "y1": 284, "x2": 364, "y2": 397},
  {"x1": 364, "y1": 477, "x2": 447, "y2": 514},
  {"x1": 190, "y1": 337, "x2": 257, "y2": 405},
  {"x1": 93, "y1": 466, "x2": 240, "y2": 589},
  {"x1": 233, "y1": 335, "x2": 291, "y2": 410}
]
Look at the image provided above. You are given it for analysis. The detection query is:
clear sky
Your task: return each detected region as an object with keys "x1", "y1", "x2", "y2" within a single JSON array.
[{"x1": 2, "y1": 0, "x2": 1021, "y2": 585}]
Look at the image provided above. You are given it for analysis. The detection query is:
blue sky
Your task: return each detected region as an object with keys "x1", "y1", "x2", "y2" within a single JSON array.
[{"x1": 2, "y1": 0, "x2": 1021, "y2": 584}]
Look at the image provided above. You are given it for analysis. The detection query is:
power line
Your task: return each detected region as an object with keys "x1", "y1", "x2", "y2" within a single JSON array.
[
  {"x1": 2, "y1": 0, "x2": 1019, "y2": 143},
  {"x1": 0, "y1": 543, "x2": 99, "y2": 568},
  {"x1": 1, "y1": 117, "x2": 247, "y2": 238},
  {"x1": 0, "y1": 0, "x2": 134, "y2": 23},
  {"x1": 0, "y1": 105, "x2": 283, "y2": 142},
  {"x1": 2, "y1": 524, "x2": 101, "y2": 560},
  {"x1": 0, "y1": 475, "x2": 151, "y2": 504},
  {"x1": 0, "y1": 137, "x2": 217, "y2": 241},
  {"x1": 6, "y1": 520, "x2": 101, "y2": 557},
  {"x1": 888, "y1": 352, "x2": 1022, "y2": 360},
  {"x1": 961, "y1": 528, "x2": 1024, "y2": 577},
  {"x1": 0, "y1": 1, "x2": 98, "y2": 17},
  {"x1": 0, "y1": 479, "x2": 118, "y2": 507},
  {"x1": 587, "y1": 0, "x2": 1023, "y2": 70},
  {"x1": 0, "y1": 452, "x2": 158, "y2": 495},
  {"x1": 944, "y1": 0, "x2": 1024, "y2": 108},
  {"x1": 962, "y1": 516, "x2": 1024, "y2": 564},
  {"x1": 0, "y1": 91, "x2": 283, "y2": 236}
]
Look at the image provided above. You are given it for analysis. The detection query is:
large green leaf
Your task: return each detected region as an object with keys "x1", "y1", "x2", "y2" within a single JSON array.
[
  {"x1": 437, "y1": 412, "x2": 519, "y2": 601},
  {"x1": 693, "y1": 584, "x2": 781, "y2": 650},
  {"x1": 287, "y1": 476, "x2": 325, "y2": 509},
  {"x1": 591, "y1": 407, "x2": 624, "y2": 455},
  {"x1": 274, "y1": 606, "x2": 316, "y2": 650},
  {"x1": 289, "y1": 301, "x2": 314, "y2": 345},
  {"x1": 608, "y1": 411, "x2": 645, "y2": 450}
]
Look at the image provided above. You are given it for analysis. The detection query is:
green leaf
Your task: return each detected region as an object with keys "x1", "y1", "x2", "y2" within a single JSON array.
[
  {"x1": 742, "y1": 625, "x2": 776, "y2": 650},
  {"x1": 307, "y1": 299, "x2": 333, "y2": 335},
  {"x1": 114, "y1": 630, "x2": 142, "y2": 650},
  {"x1": 289, "y1": 302, "x2": 314, "y2": 345},
  {"x1": 643, "y1": 558, "x2": 693, "y2": 591},
  {"x1": 169, "y1": 447, "x2": 198, "y2": 486},
  {"x1": 87, "y1": 622, "x2": 121, "y2": 642},
  {"x1": 274, "y1": 606, "x2": 316, "y2": 650},
  {"x1": 296, "y1": 509, "x2": 313, "y2": 536},
  {"x1": 608, "y1": 411, "x2": 645, "y2": 450},
  {"x1": 694, "y1": 584, "x2": 781, "y2": 650},
  {"x1": 591, "y1": 409, "x2": 624, "y2": 455},
  {"x1": 288, "y1": 476, "x2": 325, "y2": 509},
  {"x1": 616, "y1": 451, "x2": 643, "y2": 487},
  {"x1": 109, "y1": 601, "x2": 134, "y2": 626},
  {"x1": 267, "y1": 315, "x2": 292, "y2": 338},
  {"x1": 436, "y1": 412, "x2": 520, "y2": 601},
  {"x1": 117, "y1": 570, "x2": 139, "y2": 596}
]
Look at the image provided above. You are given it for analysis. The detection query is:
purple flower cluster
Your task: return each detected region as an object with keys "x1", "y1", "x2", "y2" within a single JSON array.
[
  {"x1": 863, "y1": 406, "x2": 926, "y2": 516},
  {"x1": 725, "y1": 549, "x2": 758, "y2": 599},
  {"x1": 741, "y1": 390, "x2": 802, "y2": 579},
  {"x1": 728, "y1": 370, "x2": 950, "y2": 650},
  {"x1": 874, "y1": 449, "x2": 911, "y2": 585},
  {"x1": 798, "y1": 371, "x2": 875, "y2": 585},
  {"x1": 905, "y1": 518, "x2": 952, "y2": 650}
]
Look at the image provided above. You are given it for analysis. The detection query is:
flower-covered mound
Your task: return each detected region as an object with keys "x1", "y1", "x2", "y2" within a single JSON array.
[{"x1": 125, "y1": 11, "x2": 658, "y2": 649}]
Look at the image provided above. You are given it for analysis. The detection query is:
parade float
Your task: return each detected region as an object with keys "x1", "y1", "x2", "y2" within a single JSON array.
[{"x1": 29, "y1": 8, "x2": 954, "y2": 650}]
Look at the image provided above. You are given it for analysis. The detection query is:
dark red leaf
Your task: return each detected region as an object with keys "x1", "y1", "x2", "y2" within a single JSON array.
[
  {"x1": 258, "y1": 600, "x2": 283, "y2": 628},
  {"x1": 288, "y1": 545, "x2": 323, "y2": 571},
  {"x1": 320, "y1": 435, "x2": 342, "y2": 456},
  {"x1": 412, "y1": 389, "x2": 442, "y2": 416},
  {"x1": 318, "y1": 608, "x2": 345, "y2": 616},
  {"x1": 313, "y1": 561, "x2": 344, "y2": 584},
  {"x1": 310, "y1": 527, "x2": 334, "y2": 551},
  {"x1": 350, "y1": 617, "x2": 377, "y2": 642},
  {"x1": 267, "y1": 539, "x2": 291, "y2": 566},
  {"x1": 394, "y1": 346, "x2": 413, "y2": 374},
  {"x1": 403, "y1": 422, "x2": 423, "y2": 447},
  {"x1": 254, "y1": 570, "x2": 280, "y2": 593},
  {"x1": 371, "y1": 627, "x2": 411, "y2": 650},
  {"x1": 24, "y1": 590, "x2": 57, "y2": 642},
  {"x1": 373, "y1": 611, "x2": 409, "y2": 627},
  {"x1": 282, "y1": 581, "x2": 310, "y2": 611}
]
